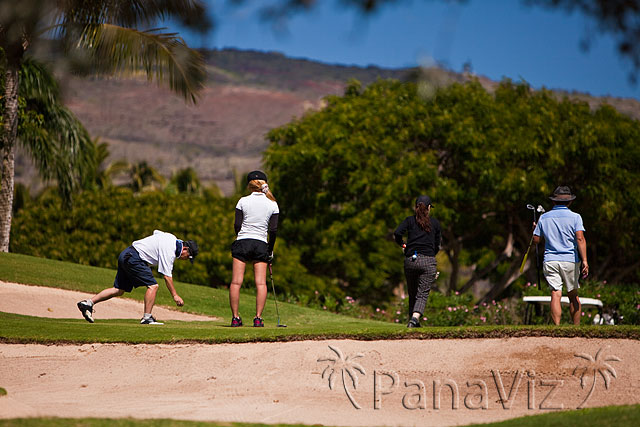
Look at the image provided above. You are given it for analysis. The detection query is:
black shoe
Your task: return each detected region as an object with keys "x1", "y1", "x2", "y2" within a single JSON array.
[
  {"x1": 253, "y1": 317, "x2": 264, "y2": 327},
  {"x1": 77, "y1": 300, "x2": 94, "y2": 323},
  {"x1": 231, "y1": 316, "x2": 243, "y2": 327},
  {"x1": 407, "y1": 317, "x2": 421, "y2": 328}
]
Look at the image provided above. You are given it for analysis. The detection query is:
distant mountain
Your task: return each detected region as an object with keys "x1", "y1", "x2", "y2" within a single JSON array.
[{"x1": 15, "y1": 48, "x2": 640, "y2": 195}]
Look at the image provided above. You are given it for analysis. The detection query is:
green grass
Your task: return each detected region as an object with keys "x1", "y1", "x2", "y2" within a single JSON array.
[
  {"x1": 0, "y1": 388, "x2": 6, "y2": 397},
  {"x1": 1, "y1": 252, "x2": 639, "y2": 344},
  {"x1": 1, "y1": 405, "x2": 639, "y2": 426},
  {"x1": 465, "y1": 404, "x2": 640, "y2": 426}
]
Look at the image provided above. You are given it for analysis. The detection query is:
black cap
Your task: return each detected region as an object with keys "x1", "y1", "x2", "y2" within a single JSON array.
[
  {"x1": 183, "y1": 240, "x2": 199, "y2": 264},
  {"x1": 247, "y1": 170, "x2": 268, "y2": 183},
  {"x1": 416, "y1": 195, "x2": 433, "y2": 207},
  {"x1": 549, "y1": 186, "x2": 576, "y2": 202}
]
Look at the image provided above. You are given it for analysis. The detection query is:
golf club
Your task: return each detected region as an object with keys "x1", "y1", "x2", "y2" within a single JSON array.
[
  {"x1": 520, "y1": 204, "x2": 539, "y2": 274},
  {"x1": 535, "y1": 205, "x2": 545, "y2": 289},
  {"x1": 268, "y1": 263, "x2": 287, "y2": 327}
]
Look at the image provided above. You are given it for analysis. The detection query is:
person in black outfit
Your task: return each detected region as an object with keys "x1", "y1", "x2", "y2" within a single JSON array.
[{"x1": 394, "y1": 195, "x2": 442, "y2": 328}]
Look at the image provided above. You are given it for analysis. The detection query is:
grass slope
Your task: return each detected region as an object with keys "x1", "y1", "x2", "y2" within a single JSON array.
[
  {"x1": 1, "y1": 404, "x2": 639, "y2": 426},
  {"x1": 1, "y1": 252, "x2": 639, "y2": 344}
]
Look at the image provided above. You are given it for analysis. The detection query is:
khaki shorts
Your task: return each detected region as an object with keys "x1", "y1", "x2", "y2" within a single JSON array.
[{"x1": 543, "y1": 261, "x2": 580, "y2": 293}]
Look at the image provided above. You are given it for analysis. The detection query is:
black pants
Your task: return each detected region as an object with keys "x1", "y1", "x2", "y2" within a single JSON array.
[{"x1": 404, "y1": 255, "x2": 437, "y2": 316}]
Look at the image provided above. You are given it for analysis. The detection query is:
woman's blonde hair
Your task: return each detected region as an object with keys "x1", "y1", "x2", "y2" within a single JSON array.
[{"x1": 248, "y1": 179, "x2": 276, "y2": 202}]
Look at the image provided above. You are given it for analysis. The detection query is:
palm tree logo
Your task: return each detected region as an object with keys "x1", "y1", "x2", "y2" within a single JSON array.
[
  {"x1": 318, "y1": 345, "x2": 366, "y2": 409},
  {"x1": 573, "y1": 346, "x2": 621, "y2": 409}
]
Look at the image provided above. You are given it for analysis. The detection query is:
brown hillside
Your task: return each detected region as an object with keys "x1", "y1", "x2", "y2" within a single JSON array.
[
  {"x1": 63, "y1": 78, "x2": 325, "y2": 194},
  {"x1": 14, "y1": 49, "x2": 640, "y2": 195}
]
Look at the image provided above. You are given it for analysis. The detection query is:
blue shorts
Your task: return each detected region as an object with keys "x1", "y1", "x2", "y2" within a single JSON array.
[{"x1": 114, "y1": 246, "x2": 157, "y2": 292}]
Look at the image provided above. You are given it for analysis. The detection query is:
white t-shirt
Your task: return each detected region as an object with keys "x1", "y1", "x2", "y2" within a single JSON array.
[
  {"x1": 236, "y1": 192, "x2": 279, "y2": 243},
  {"x1": 132, "y1": 230, "x2": 178, "y2": 277}
]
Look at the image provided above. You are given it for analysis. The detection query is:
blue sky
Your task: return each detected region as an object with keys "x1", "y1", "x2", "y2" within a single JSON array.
[{"x1": 179, "y1": 0, "x2": 638, "y2": 100}]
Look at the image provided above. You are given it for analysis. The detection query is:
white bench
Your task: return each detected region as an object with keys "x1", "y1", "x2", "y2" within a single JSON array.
[{"x1": 522, "y1": 296, "x2": 604, "y2": 324}]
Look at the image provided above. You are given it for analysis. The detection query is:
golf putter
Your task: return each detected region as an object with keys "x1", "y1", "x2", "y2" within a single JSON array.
[{"x1": 268, "y1": 264, "x2": 287, "y2": 327}]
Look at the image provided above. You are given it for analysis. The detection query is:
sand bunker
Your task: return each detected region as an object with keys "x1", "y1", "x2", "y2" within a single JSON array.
[
  {"x1": 0, "y1": 339, "x2": 638, "y2": 426},
  {"x1": 0, "y1": 281, "x2": 215, "y2": 322}
]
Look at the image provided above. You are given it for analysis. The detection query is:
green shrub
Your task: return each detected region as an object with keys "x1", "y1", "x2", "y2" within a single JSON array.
[
  {"x1": 521, "y1": 280, "x2": 640, "y2": 325},
  {"x1": 10, "y1": 188, "x2": 335, "y2": 299}
]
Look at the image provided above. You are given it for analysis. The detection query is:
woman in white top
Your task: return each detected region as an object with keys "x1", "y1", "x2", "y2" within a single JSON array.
[{"x1": 229, "y1": 170, "x2": 279, "y2": 327}]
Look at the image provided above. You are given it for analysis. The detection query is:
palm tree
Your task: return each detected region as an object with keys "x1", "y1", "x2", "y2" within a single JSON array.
[
  {"x1": 1, "y1": 0, "x2": 210, "y2": 251},
  {"x1": 317, "y1": 345, "x2": 366, "y2": 409},
  {"x1": 81, "y1": 139, "x2": 130, "y2": 190},
  {"x1": 15, "y1": 57, "x2": 94, "y2": 208},
  {"x1": 81, "y1": 147, "x2": 166, "y2": 193},
  {"x1": 127, "y1": 161, "x2": 166, "y2": 193},
  {"x1": 573, "y1": 347, "x2": 621, "y2": 409},
  {"x1": 169, "y1": 167, "x2": 201, "y2": 194}
]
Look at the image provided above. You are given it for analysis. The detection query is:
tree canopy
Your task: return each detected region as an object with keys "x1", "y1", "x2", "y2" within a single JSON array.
[{"x1": 265, "y1": 79, "x2": 640, "y2": 304}]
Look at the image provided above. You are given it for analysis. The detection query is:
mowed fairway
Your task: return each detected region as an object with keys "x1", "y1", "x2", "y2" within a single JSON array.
[{"x1": 1, "y1": 252, "x2": 639, "y2": 427}]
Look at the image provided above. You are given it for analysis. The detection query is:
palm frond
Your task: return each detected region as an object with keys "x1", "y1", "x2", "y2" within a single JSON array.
[
  {"x1": 55, "y1": 0, "x2": 211, "y2": 33},
  {"x1": 16, "y1": 58, "x2": 93, "y2": 206},
  {"x1": 328, "y1": 345, "x2": 345, "y2": 360},
  {"x1": 602, "y1": 363, "x2": 618, "y2": 379},
  {"x1": 594, "y1": 347, "x2": 604, "y2": 360},
  {"x1": 350, "y1": 362, "x2": 366, "y2": 375},
  {"x1": 19, "y1": 105, "x2": 93, "y2": 206},
  {"x1": 599, "y1": 370, "x2": 612, "y2": 389},
  {"x1": 346, "y1": 353, "x2": 364, "y2": 361},
  {"x1": 94, "y1": 139, "x2": 110, "y2": 166},
  {"x1": 344, "y1": 367, "x2": 359, "y2": 389},
  {"x1": 105, "y1": 160, "x2": 131, "y2": 174},
  {"x1": 66, "y1": 23, "x2": 205, "y2": 103},
  {"x1": 46, "y1": 107, "x2": 95, "y2": 205},
  {"x1": 321, "y1": 365, "x2": 333, "y2": 380},
  {"x1": 574, "y1": 353, "x2": 594, "y2": 362},
  {"x1": 572, "y1": 366, "x2": 588, "y2": 387},
  {"x1": 18, "y1": 57, "x2": 60, "y2": 108},
  {"x1": 328, "y1": 371, "x2": 336, "y2": 390}
]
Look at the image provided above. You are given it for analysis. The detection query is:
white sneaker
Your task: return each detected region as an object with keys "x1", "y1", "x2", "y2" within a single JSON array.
[{"x1": 140, "y1": 315, "x2": 164, "y2": 325}]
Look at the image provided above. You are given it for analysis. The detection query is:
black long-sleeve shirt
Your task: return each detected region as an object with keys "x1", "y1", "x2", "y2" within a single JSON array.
[{"x1": 394, "y1": 215, "x2": 441, "y2": 257}]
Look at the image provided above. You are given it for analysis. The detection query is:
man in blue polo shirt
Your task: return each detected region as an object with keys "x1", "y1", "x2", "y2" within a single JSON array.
[{"x1": 533, "y1": 186, "x2": 589, "y2": 325}]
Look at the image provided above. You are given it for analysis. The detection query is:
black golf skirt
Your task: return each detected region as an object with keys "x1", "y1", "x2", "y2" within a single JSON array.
[{"x1": 231, "y1": 238, "x2": 270, "y2": 263}]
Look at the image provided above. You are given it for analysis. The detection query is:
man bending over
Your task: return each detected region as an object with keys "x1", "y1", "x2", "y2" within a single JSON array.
[{"x1": 77, "y1": 230, "x2": 198, "y2": 325}]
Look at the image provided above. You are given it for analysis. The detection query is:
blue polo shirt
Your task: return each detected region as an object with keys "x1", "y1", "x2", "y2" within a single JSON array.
[{"x1": 533, "y1": 206, "x2": 585, "y2": 263}]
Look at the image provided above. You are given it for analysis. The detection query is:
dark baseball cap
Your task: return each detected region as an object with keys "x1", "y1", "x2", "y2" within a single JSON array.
[
  {"x1": 247, "y1": 170, "x2": 268, "y2": 183},
  {"x1": 416, "y1": 195, "x2": 433, "y2": 207},
  {"x1": 183, "y1": 240, "x2": 199, "y2": 263}
]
